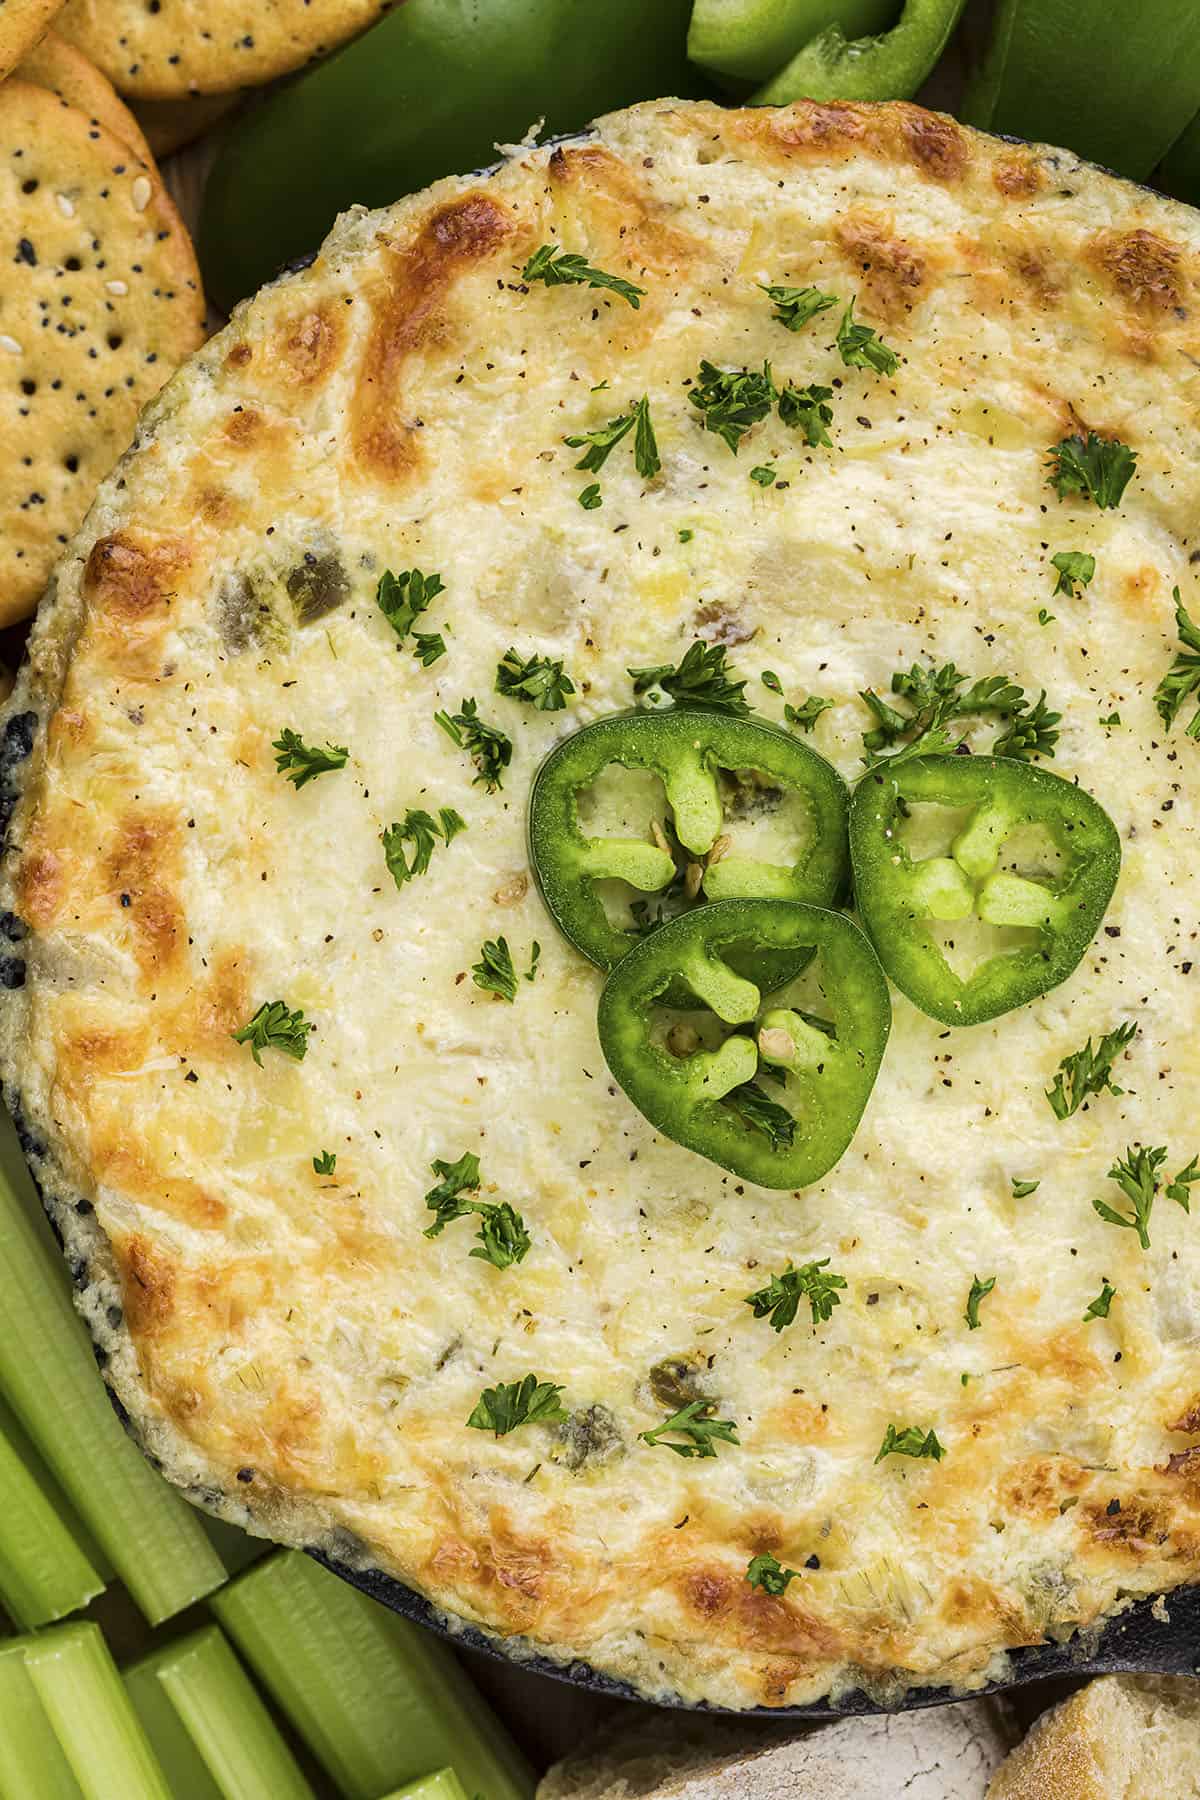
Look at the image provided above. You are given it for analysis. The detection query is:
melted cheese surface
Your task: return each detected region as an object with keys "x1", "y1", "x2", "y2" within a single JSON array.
[{"x1": 3, "y1": 100, "x2": 1200, "y2": 1708}]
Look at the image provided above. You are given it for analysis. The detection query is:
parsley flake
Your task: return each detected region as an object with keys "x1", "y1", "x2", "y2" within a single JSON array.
[
  {"x1": 565, "y1": 410, "x2": 636, "y2": 472},
  {"x1": 875, "y1": 1424, "x2": 945, "y2": 1464},
  {"x1": 785, "y1": 694, "x2": 834, "y2": 734},
  {"x1": 423, "y1": 1150, "x2": 482, "y2": 1235},
  {"x1": 964, "y1": 1274, "x2": 996, "y2": 1331},
  {"x1": 723, "y1": 1081, "x2": 796, "y2": 1149},
  {"x1": 376, "y1": 567, "x2": 445, "y2": 640},
  {"x1": 1047, "y1": 432, "x2": 1137, "y2": 510},
  {"x1": 835, "y1": 298, "x2": 898, "y2": 375},
  {"x1": 688, "y1": 359, "x2": 777, "y2": 453},
  {"x1": 628, "y1": 640, "x2": 750, "y2": 715},
  {"x1": 231, "y1": 1000, "x2": 313, "y2": 1066},
  {"x1": 435, "y1": 699, "x2": 512, "y2": 791},
  {"x1": 860, "y1": 662, "x2": 1057, "y2": 770},
  {"x1": 312, "y1": 1150, "x2": 336, "y2": 1176},
  {"x1": 1167, "y1": 1155, "x2": 1200, "y2": 1211},
  {"x1": 1083, "y1": 1281, "x2": 1116, "y2": 1321},
  {"x1": 746, "y1": 1551, "x2": 803, "y2": 1595},
  {"x1": 471, "y1": 937, "x2": 539, "y2": 1002},
  {"x1": 578, "y1": 482, "x2": 602, "y2": 510},
  {"x1": 761, "y1": 282, "x2": 839, "y2": 332},
  {"x1": 1011, "y1": 1176, "x2": 1040, "y2": 1198},
  {"x1": 749, "y1": 463, "x2": 777, "y2": 488},
  {"x1": 467, "y1": 1374, "x2": 566, "y2": 1436},
  {"x1": 1046, "y1": 1021, "x2": 1137, "y2": 1119},
  {"x1": 633, "y1": 394, "x2": 661, "y2": 479},
  {"x1": 382, "y1": 807, "x2": 465, "y2": 890},
  {"x1": 1051, "y1": 550, "x2": 1095, "y2": 597},
  {"x1": 1093, "y1": 1145, "x2": 1167, "y2": 1251},
  {"x1": 522, "y1": 244, "x2": 644, "y2": 309},
  {"x1": 272, "y1": 729, "x2": 348, "y2": 789},
  {"x1": 1037, "y1": 608, "x2": 1056, "y2": 627},
  {"x1": 422, "y1": 1153, "x2": 531, "y2": 1268},
  {"x1": 745, "y1": 1259, "x2": 847, "y2": 1331},
  {"x1": 1154, "y1": 588, "x2": 1200, "y2": 740},
  {"x1": 639, "y1": 1400, "x2": 739, "y2": 1459},
  {"x1": 496, "y1": 648, "x2": 576, "y2": 712},
  {"x1": 412, "y1": 630, "x2": 447, "y2": 668},
  {"x1": 760, "y1": 670, "x2": 783, "y2": 695},
  {"x1": 778, "y1": 381, "x2": 834, "y2": 447}
]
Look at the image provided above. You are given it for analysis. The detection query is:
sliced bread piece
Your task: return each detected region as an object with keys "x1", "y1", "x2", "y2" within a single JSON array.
[{"x1": 987, "y1": 1676, "x2": 1200, "y2": 1800}]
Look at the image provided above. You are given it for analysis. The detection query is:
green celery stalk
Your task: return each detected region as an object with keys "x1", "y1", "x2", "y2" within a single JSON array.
[
  {"x1": 212, "y1": 1552, "x2": 535, "y2": 1800},
  {"x1": 0, "y1": 1641, "x2": 83, "y2": 1800},
  {"x1": 0, "y1": 1394, "x2": 104, "y2": 1627},
  {"x1": 147, "y1": 1625, "x2": 316, "y2": 1800},
  {"x1": 22, "y1": 1623, "x2": 172, "y2": 1800},
  {"x1": 124, "y1": 1657, "x2": 224, "y2": 1800},
  {"x1": 0, "y1": 1109, "x2": 225, "y2": 1621},
  {"x1": 382, "y1": 1774, "x2": 470, "y2": 1800}
]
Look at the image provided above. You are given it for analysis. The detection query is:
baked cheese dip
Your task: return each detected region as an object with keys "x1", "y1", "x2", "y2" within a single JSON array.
[{"x1": 2, "y1": 98, "x2": 1199, "y2": 1710}]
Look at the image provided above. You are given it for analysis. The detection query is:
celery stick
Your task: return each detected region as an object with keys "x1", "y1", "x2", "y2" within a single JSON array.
[
  {"x1": 213, "y1": 1552, "x2": 535, "y2": 1800},
  {"x1": 0, "y1": 1397, "x2": 103, "y2": 1627},
  {"x1": 382, "y1": 1774, "x2": 470, "y2": 1800},
  {"x1": 0, "y1": 1641, "x2": 83, "y2": 1800},
  {"x1": 0, "y1": 1109, "x2": 225, "y2": 1621},
  {"x1": 124, "y1": 1657, "x2": 224, "y2": 1800},
  {"x1": 150, "y1": 1625, "x2": 316, "y2": 1800},
  {"x1": 22, "y1": 1623, "x2": 172, "y2": 1800}
]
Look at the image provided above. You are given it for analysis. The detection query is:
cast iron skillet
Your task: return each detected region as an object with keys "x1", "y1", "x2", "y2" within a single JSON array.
[{"x1": 313, "y1": 1545, "x2": 1200, "y2": 1717}]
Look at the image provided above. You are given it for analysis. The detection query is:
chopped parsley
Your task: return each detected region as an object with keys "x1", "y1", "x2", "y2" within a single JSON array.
[
  {"x1": 688, "y1": 359, "x2": 776, "y2": 453},
  {"x1": 1050, "y1": 550, "x2": 1095, "y2": 597},
  {"x1": 860, "y1": 662, "x2": 1058, "y2": 770},
  {"x1": 1011, "y1": 1176, "x2": 1040, "y2": 1198},
  {"x1": 1101, "y1": 711, "x2": 1122, "y2": 729},
  {"x1": 1083, "y1": 1281, "x2": 1116, "y2": 1321},
  {"x1": 1037, "y1": 608, "x2": 1056, "y2": 628},
  {"x1": 745, "y1": 1259, "x2": 847, "y2": 1331},
  {"x1": 964, "y1": 1274, "x2": 996, "y2": 1331},
  {"x1": 578, "y1": 482, "x2": 602, "y2": 510},
  {"x1": 496, "y1": 648, "x2": 576, "y2": 712},
  {"x1": 639, "y1": 1400, "x2": 739, "y2": 1459},
  {"x1": 760, "y1": 670, "x2": 783, "y2": 695},
  {"x1": 1047, "y1": 432, "x2": 1137, "y2": 510},
  {"x1": 749, "y1": 463, "x2": 777, "y2": 488},
  {"x1": 778, "y1": 382, "x2": 834, "y2": 448},
  {"x1": 1046, "y1": 1021, "x2": 1137, "y2": 1119},
  {"x1": 785, "y1": 694, "x2": 834, "y2": 734},
  {"x1": 271, "y1": 729, "x2": 348, "y2": 789},
  {"x1": 435, "y1": 699, "x2": 512, "y2": 791},
  {"x1": 381, "y1": 807, "x2": 465, "y2": 890},
  {"x1": 1168, "y1": 1155, "x2": 1200, "y2": 1210},
  {"x1": 231, "y1": 1000, "x2": 313, "y2": 1066},
  {"x1": 312, "y1": 1150, "x2": 336, "y2": 1175},
  {"x1": 471, "y1": 936, "x2": 539, "y2": 1002},
  {"x1": 761, "y1": 282, "x2": 839, "y2": 332},
  {"x1": 376, "y1": 567, "x2": 445, "y2": 641},
  {"x1": 875, "y1": 1424, "x2": 945, "y2": 1464},
  {"x1": 722, "y1": 1081, "x2": 796, "y2": 1149},
  {"x1": 628, "y1": 640, "x2": 750, "y2": 715},
  {"x1": 1154, "y1": 588, "x2": 1200, "y2": 740},
  {"x1": 565, "y1": 394, "x2": 659, "y2": 482},
  {"x1": 746, "y1": 1551, "x2": 803, "y2": 1595},
  {"x1": 412, "y1": 630, "x2": 447, "y2": 668},
  {"x1": 835, "y1": 298, "x2": 898, "y2": 375},
  {"x1": 467, "y1": 1374, "x2": 566, "y2": 1436},
  {"x1": 422, "y1": 1153, "x2": 531, "y2": 1269},
  {"x1": 521, "y1": 244, "x2": 644, "y2": 308},
  {"x1": 632, "y1": 394, "x2": 661, "y2": 479},
  {"x1": 1092, "y1": 1145, "x2": 1168, "y2": 1251}
]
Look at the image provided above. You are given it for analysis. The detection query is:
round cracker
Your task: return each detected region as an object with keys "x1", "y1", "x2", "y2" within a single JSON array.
[
  {"x1": 55, "y1": 0, "x2": 392, "y2": 100},
  {"x1": 0, "y1": 0, "x2": 63, "y2": 79},
  {"x1": 133, "y1": 92, "x2": 242, "y2": 159},
  {"x1": 17, "y1": 28, "x2": 154, "y2": 165},
  {"x1": 0, "y1": 80, "x2": 204, "y2": 624}
]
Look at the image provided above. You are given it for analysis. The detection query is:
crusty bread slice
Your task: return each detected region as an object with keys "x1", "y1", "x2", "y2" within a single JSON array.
[
  {"x1": 538, "y1": 1699, "x2": 1013, "y2": 1799},
  {"x1": 987, "y1": 1676, "x2": 1200, "y2": 1800}
]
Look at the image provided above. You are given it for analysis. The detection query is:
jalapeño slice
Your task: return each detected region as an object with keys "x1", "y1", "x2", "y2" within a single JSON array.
[
  {"x1": 597, "y1": 898, "x2": 890, "y2": 1190},
  {"x1": 850, "y1": 755, "x2": 1121, "y2": 1027},
  {"x1": 527, "y1": 711, "x2": 850, "y2": 984}
]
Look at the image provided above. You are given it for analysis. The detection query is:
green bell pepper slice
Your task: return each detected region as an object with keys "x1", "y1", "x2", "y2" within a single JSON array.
[
  {"x1": 597, "y1": 898, "x2": 890, "y2": 1189},
  {"x1": 527, "y1": 711, "x2": 849, "y2": 980},
  {"x1": 849, "y1": 755, "x2": 1121, "y2": 1028},
  {"x1": 753, "y1": 0, "x2": 967, "y2": 105},
  {"x1": 199, "y1": 0, "x2": 702, "y2": 310},
  {"x1": 963, "y1": 0, "x2": 1200, "y2": 183}
]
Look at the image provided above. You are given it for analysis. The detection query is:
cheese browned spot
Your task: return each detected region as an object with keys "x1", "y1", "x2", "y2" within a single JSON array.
[{"x1": 0, "y1": 98, "x2": 1198, "y2": 1712}]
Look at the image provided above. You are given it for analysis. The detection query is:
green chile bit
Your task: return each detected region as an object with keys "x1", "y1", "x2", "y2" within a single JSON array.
[
  {"x1": 745, "y1": 1260, "x2": 847, "y2": 1331},
  {"x1": 522, "y1": 244, "x2": 644, "y2": 308},
  {"x1": 467, "y1": 1376, "x2": 566, "y2": 1436},
  {"x1": 746, "y1": 1552, "x2": 803, "y2": 1595},
  {"x1": 231, "y1": 1001, "x2": 313, "y2": 1065},
  {"x1": 1047, "y1": 433, "x2": 1137, "y2": 509},
  {"x1": 272, "y1": 729, "x2": 348, "y2": 788},
  {"x1": 639, "y1": 1401, "x2": 739, "y2": 1459},
  {"x1": 1154, "y1": 588, "x2": 1200, "y2": 739},
  {"x1": 1046, "y1": 1022, "x2": 1137, "y2": 1119},
  {"x1": 875, "y1": 1425, "x2": 945, "y2": 1464}
]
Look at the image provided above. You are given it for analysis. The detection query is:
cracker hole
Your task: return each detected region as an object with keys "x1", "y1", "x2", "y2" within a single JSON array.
[
  {"x1": 21, "y1": 179, "x2": 37, "y2": 195},
  {"x1": 64, "y1": 455, "x2": 79, "y2": 473},
  {"x1": 107, "y1": 334, "x2": 123, "y2": 351}
]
